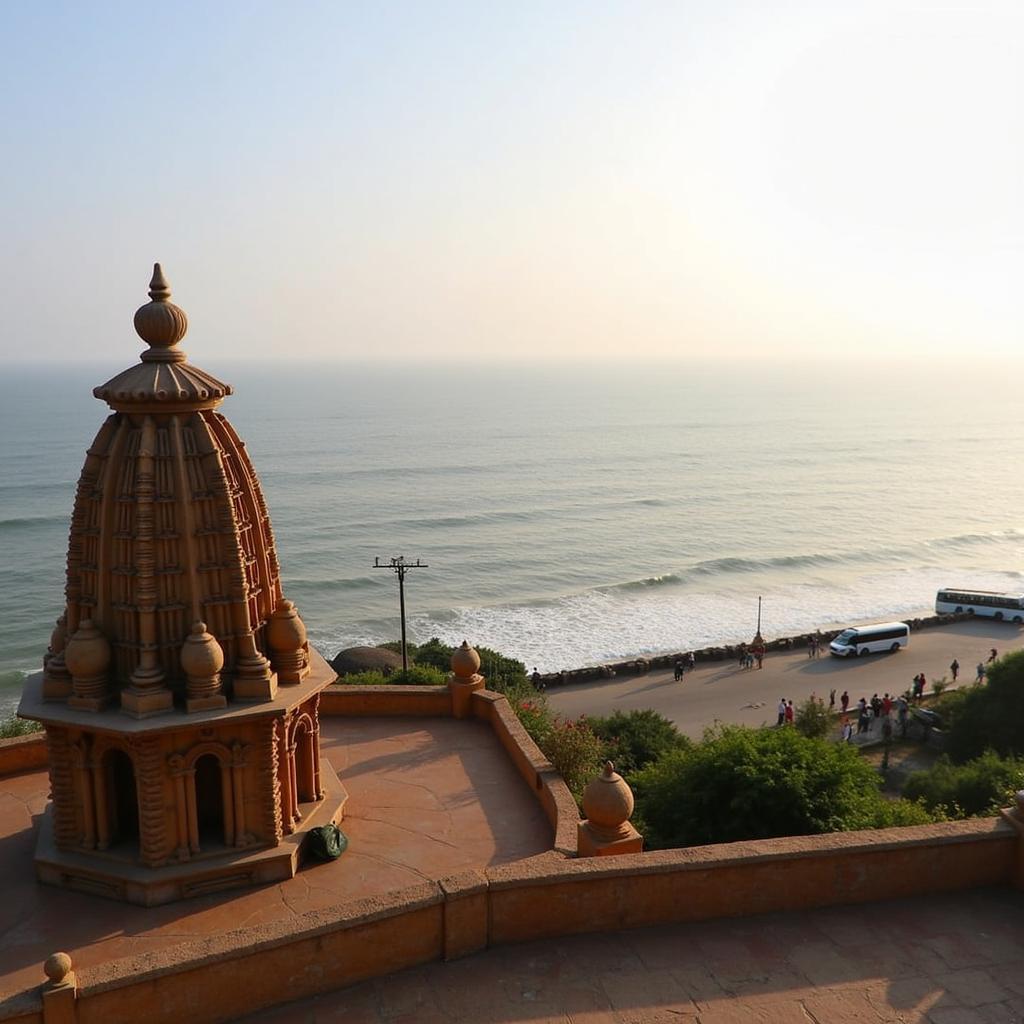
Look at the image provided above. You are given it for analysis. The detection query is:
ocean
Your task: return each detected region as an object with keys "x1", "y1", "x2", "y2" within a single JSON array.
[{"x1": 3, "y1": 358, "x2": 1024, "y2": 719}]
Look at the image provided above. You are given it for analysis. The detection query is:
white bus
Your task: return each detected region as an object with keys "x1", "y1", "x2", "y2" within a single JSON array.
[
  {"x1": 829, "y1": 621, "x2": 909, "y2": 658},
  {"x1": 935, "y1": 588, "x2": 1024, "y2": 623}
]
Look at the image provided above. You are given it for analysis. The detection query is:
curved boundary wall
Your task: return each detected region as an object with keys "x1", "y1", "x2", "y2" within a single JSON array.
[{"x1": 2, "y1": 684, "x2": 1022, "y2": 1024}]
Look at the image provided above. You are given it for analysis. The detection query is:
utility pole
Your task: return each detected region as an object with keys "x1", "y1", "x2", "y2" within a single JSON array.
[{"x1": 373, "y1": 556, "x2": 428, "y2": 672}]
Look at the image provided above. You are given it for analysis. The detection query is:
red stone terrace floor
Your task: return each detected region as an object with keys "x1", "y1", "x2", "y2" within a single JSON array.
[
  {"x1": 240, "y1": 887, "x2": 1024, "y2": 1024},
  {"x1": 0, "y1": 717, "x2": 551, "y2": 1000}
]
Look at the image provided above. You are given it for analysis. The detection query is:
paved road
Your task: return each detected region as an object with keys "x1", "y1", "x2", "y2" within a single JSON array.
[{"x1": 547, "y1": 618, "x2": 1022, "y2": 738}]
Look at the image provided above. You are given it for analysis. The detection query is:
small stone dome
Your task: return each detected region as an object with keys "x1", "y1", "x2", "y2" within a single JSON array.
[
  {"x1": 451, "y1": 640, "x2": 481, "y2": 680},
  {"x1": 180, "y1": 622, "x2": 225, "y2": 679},
  {"x1": 582, "y1": 761, "x2": 635, "y2": 833},
  {"x1": 64, "y1": 620, "x2": 111, "y2": 679},
  {"x1": 268, "y1": 600, "x2": 308, "y2": 653}
]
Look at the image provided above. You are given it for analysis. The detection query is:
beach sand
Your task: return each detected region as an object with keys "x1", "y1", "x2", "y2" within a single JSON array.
[{"x1": 547, "y1": 616, "x2": 1020, "y2": 739}]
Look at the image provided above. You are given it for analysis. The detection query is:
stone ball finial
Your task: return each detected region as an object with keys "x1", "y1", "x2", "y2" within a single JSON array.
[
  {"x1": 451, "y1": 640, "x2": 481, "y2": 680},
  {"x1": 267, "y1": 599, "x2": 308, "y2": 653},
  {"x1": 134, "y1": 263, "x2": 188, "y2": 360},
  {"x1": 582, "y1": 761, "x2": 635, "y2": 832},
  {"x1": 180, "y1": 621, "x2": 225, "y2": 679},
  {"x1": 43, "y1": 951, "x2": 72, "y2": 984},
  {"x1": 64, "y1": 619, "x2": 111, "y2": 679}
]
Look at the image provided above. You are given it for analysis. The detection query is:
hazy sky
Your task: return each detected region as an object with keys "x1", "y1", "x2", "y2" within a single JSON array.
[{"x1": 1, "y1": 1, "x2": 1021, "y2": 364}]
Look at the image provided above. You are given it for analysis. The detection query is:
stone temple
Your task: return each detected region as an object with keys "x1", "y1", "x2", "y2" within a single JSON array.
[{"x1": 18, "y1": 265, "x2": 347, "y2": 905}]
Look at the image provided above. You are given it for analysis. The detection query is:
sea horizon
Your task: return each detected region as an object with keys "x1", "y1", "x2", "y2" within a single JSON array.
[{"x1": 3, "y1": 357, "x2": 1024, "y2": 717}]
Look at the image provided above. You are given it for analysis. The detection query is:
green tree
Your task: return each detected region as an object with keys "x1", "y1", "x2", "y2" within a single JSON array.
[
  {"x1": 940, "y1": 650, "x2": 1024, "y2": 762},
  {"x1": 588, "y1": 709, "x2": 690, "y2": 777},
  {"x1": 794, "y1": 696, "x2": 833, "y2": 740},
  {"x1": 632, "y1": 724, "x2": 934, "y2": 849}
]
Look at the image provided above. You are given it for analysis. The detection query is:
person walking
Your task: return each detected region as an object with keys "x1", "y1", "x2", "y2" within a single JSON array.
[
  {"x1": 976, "y1": 662, "x2": 986, "y2": 683},
  {"x1": 950, "y1": 658, "x2": 959, "y2": 682},
  {"x1": 896, "y1": 695, "x2": 909, "y2": 737},
  {"x1": 841, "y1": 715, "x2": 853, "y2": 743},
  {"x1": 687, "y1": 651, "x2": 696, "y2": 674},
  {"x1": 674, "y1": 659, "x2": 683, "y2": 682},
  {"x1": 807, "y1": 637, "x2": 815, "y2": 659},
  {"x1": 531, "y1": 667, "x2": 545, "y2": 692},
  {"x1": 988, "y1": 647, "x2": 998, "y2": 664},
  {"x1": 777, "y1": 698, "x2": 787, "y2": 727},
  {"x1": 840, "y1": 690, "x2": 849, "y2": 713},
  {"x1": 829, "y1": 688, "x2": 836, "y2": 711},
  {"x1": 784, "y1": 699, "x2": 794, "y2": 726}
]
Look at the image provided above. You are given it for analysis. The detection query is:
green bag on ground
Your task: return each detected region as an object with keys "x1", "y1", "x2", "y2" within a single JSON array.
[{"x1": 308, "y1": 823, "x2": 348, "y2": 860}]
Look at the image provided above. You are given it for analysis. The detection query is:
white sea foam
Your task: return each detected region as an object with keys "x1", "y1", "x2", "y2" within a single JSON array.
[{"x1": 310, "y1": 565, "x2": 1024, "y2": 672}]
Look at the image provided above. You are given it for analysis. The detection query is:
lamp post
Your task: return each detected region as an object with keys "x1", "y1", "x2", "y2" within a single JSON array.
[{"x1": 754, "y1": 595, "x2": 763, "y2": 643}]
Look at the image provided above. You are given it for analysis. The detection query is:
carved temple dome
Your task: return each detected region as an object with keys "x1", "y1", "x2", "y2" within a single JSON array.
[{"x1": 44, "y1": 264, "x2": 308, "y2": 715}]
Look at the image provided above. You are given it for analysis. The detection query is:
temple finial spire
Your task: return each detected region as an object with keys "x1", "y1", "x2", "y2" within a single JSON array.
[
  {"x1": 148, "y1": 263, "x2": 171, "y2": 302},
  {"x1": 134, "y1": 261, "x2": 188, "y2": 360}
]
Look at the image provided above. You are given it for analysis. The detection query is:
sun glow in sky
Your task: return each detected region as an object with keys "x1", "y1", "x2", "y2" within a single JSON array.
[{"x1": 1, "y1": 1, "x2": 1021, "y2": 363}]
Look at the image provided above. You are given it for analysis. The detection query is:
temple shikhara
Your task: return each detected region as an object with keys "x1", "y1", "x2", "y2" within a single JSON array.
[{"x1": 18, "y1": 265, "x2": 347, "y2": 905}]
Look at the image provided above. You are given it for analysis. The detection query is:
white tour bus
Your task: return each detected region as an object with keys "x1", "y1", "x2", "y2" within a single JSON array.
[
  {"x1": 935, "y1": 589, "x2": 1024, "y2": 623},
  {"x1": 829, "y1": 621, "x2": 910, "y2": 658}
]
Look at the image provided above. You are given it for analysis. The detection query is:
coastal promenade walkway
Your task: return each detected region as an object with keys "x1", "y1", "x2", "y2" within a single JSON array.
[
  {"x1": 548, "y1": 618, "x2": 1022, "y2": 738},
  {"x1": 241, "y1": 886, "x2": 1024, "y2": 1023}
]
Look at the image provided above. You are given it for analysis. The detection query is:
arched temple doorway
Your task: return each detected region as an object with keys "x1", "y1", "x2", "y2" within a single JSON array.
[
  {"x1": 294, "y1": 719, "x2": 316, "y2": 803},
  {"x1": 106, "y1": 748, "x2": 139, "y2": 851},
  {"x1": 194, "y1": 753, "x2": 226, "y2": 848}
]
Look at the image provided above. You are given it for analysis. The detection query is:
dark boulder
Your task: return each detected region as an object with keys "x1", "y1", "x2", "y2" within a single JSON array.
[{"x1": 330, "y1": 645, "x2": 404, "y2": 677}]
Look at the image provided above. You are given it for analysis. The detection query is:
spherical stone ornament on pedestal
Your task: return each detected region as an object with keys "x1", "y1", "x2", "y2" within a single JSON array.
[
  {"x1": 451, "y1": 640, "x2": 481, "y2": 680},
  {"x1": 43, "y1": 952, "x2": 73, "y2": 985},
  {"x1": 64, "y1": 620, "x2": 111, "y2": 681},
  {"x1": 449, "y1": 641, "x2": 484, "y2": 719},
  {"x1": 181, "y1": 621, "x2": 228, "y2": 712},
  {"x1": 582, "y1": 761, "x2": 635, "y2": 841}
]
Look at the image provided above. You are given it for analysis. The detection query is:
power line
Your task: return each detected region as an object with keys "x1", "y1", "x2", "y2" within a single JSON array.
[{"x1": 372, "y1": 556, "x2": 428, "y2": 672}]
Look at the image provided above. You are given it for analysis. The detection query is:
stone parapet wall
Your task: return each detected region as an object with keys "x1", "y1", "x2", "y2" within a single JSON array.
[
  {"x1": 0, "y1": 733, "x2": 47, "y2": 778},
  {"x1": 4, "y1": 817, "x2": 1017, "y2": 1024},
  {"x1": 319, "y1": 683, "x2": 453, "y2": 717},
  {"x1": 537, "y1": 611, "x2": 975, "y2": 685}
]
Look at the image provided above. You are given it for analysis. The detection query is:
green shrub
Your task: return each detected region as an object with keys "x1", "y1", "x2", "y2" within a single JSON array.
[
  {"x1": 539, "y1": 716, "x2": 605, "y2": 803},
  {"x1": 401, "y1": 637, "x2": 530, "y2": 693},
  {"x1": 903, "y1": 751, "x2": 1024, "y2": 817},
  {"x1": 632, "y1": 723, "x2": 935, "y2": 849},
  {"x1": 337, "y1": 665, "x2": 447, "y2": 686},
  {"x1": 588, "y1": 709, "x2": 689, "y2": 777},
  {"x1": 931, "y1": 677, "x2": 949, "y2": 696},
  {"x1": 0, "y1": 716, "x2": 42, "y2": 738},
  {"x1": 794, "y1": 696, "x2": 833, "y2": 740}
]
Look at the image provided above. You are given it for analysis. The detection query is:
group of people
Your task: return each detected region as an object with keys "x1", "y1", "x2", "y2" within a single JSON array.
[
  {"x1": 806, "y1": 634, "x2": 824, "y2": 658},
  {"x1": 737, "y1": 642, "x2": 766, "y2": 671}
]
